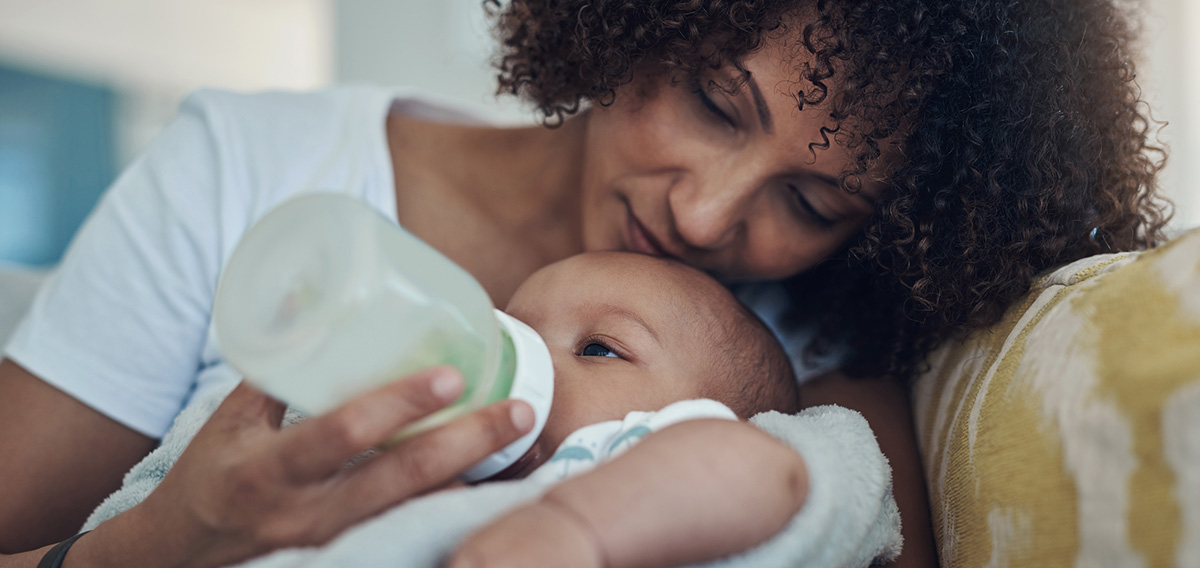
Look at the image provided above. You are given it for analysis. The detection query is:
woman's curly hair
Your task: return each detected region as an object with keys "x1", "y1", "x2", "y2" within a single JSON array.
[{"x1": 488, "y1": 0, "x2": 1172, "y2": 381}]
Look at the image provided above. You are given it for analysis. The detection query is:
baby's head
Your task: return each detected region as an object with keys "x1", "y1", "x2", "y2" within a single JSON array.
[{"x1": 504, "y1": 252, "x2": 798, "y2": 469}]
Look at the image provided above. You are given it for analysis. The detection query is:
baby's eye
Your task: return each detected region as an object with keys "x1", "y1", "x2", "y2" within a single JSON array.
[{"x1": 580, "y1": 342, "x2": 620, "y2": 358}]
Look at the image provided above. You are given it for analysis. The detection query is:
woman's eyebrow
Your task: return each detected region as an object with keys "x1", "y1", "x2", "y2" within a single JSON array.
[
  {"x1": 745, "y1": 73, "x2": 775, "y2": 134},
  {"x1": 744, "y1": 72, "x2": 886, "y2": 208},
  {"x1": 746, "y1": 71, "x2": 881, "y2": 209}
]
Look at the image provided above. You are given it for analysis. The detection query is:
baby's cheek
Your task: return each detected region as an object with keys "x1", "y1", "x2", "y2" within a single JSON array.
[{"x1": 544, "y1": 383, "x2": 623, "y2": 446}]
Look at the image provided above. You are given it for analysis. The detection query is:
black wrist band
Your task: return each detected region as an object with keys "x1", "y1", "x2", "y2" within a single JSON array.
[{"x1": 37, "y1": 531, "x2": 90, "y2": 568}]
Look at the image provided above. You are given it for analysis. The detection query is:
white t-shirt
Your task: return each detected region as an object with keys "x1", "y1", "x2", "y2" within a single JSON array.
[{"x1": 3, "y1": 86, "x2": 489, "y2": 438}]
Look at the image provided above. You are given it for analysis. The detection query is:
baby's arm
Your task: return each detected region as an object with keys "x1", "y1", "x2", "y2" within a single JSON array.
[{"x1": 448, "y1": 419, "x2": 807, "y2": 568}]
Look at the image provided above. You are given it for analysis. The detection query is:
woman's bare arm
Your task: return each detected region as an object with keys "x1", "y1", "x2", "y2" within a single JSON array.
[
  {"x1": 800, "y1": 370, "x2": 939, "y2": 568},
  {"x1": 449, "y1": 419, "x2": 808, "y2": 568},
  {"x1": 0, "y1": 359, "x2": 157, "y2": 554}
]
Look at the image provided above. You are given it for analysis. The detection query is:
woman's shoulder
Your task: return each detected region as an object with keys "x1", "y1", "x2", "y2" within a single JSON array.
[
  {"x1": 163, "y1": 86, "x2": 405, "y2": 220},
  {"x1": 178, "y1": 85, "x2": 490, "y2": 133},
  {"x1": 178, "y1": 85, "x2": 398, "y2": 145}
]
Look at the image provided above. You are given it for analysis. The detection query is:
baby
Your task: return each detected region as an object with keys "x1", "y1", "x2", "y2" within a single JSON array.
[
  {"x1": 489, "y1": 250, "x2": 799, "y2": 481},
  {"x1": 85, "y1": 251, "x2": 807, "y2": 568}
]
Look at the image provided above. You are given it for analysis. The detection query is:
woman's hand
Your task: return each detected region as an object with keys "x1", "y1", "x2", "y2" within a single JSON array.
[{"x1": 73, "y1": 366, "x2": 534, "y2": 568}]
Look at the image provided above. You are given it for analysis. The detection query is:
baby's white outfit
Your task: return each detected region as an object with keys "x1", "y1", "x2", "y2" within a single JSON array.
[{"x1": 526, "y1": 398, "x2": 737, "y2": 483}]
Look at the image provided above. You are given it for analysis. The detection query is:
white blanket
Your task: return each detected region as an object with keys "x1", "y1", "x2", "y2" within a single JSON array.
[{"x1": 85, "y1": 386, "x2": 901, "y2": 568}]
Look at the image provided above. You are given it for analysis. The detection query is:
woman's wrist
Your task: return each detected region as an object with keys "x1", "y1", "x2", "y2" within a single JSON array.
[
  {"x1": 35, "y1": 532, "x2": 89, "y2": 568},
  {"x1": 61, "y1": 509, "x2": 148, "y2": 568},
  {"x1": 63, "y1": 501, "x2": 214, "y2": 568}
]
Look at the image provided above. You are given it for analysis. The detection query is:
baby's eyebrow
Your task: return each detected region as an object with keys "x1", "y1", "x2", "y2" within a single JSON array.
[{"x1": 579, "y1": 303, "x2": 661, "y2": 345}]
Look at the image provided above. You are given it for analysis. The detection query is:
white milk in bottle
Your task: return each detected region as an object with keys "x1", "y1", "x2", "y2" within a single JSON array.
[{"x1": 213, "y1": 192, "x2": 552, "y2": 481}]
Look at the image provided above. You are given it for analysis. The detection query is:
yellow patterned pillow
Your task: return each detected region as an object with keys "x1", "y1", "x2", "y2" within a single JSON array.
[{"x1": 912, "y1": 227, "x2": 1200, "y2": 567}]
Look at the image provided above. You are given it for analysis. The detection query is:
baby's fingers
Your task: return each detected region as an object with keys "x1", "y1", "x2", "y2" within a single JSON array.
[{"x1": 274, "y1": 366, "x2": 466, "y2": 481}]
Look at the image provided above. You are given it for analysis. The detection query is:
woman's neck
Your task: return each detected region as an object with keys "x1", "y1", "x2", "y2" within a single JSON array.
[{"x1": 386, "y1": 108, "x2": 589, "y2": 303}]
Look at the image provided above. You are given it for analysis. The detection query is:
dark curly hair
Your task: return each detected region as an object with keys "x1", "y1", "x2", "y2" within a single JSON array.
[{"x1": 487, "y1": 0, "x2": 1171, "y2": 380}]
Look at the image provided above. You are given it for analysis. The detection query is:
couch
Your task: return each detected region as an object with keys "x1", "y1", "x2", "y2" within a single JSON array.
[{"x1": 912, "y1": 227, "x2": 1200, "y2": 567}]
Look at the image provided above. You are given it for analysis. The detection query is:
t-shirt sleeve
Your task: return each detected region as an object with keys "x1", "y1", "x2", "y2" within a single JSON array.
[{"x1": 3, "y1": 92, "x2": 236, "y2": 438}]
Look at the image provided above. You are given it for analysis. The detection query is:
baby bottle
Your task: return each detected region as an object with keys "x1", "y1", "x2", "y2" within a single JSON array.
[{"x1": 212, "y1": 192, "x2": 553, "y2": 482}]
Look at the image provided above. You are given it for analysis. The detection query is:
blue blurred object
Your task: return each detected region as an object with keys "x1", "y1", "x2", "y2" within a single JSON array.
[{"x1": 0, "y1": 64, "x2": 116, "y2": 266}]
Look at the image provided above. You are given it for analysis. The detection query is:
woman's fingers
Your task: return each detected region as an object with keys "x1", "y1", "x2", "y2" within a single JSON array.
[
  {"x1": 215, "y1": 382, "x2": 289, "y2": 429},
  {"x1": 138, "y1": 368, "x2": 534, "y2": 564},
  {"x1": 321, "y1": 399, "x2": 535, "y2": 524},
  {"x1": 274, "y1": 366, "x2": 466, "y2": 481},
  {"x1": 246, "y1": 397, "x2": 535, "y2": 547}
]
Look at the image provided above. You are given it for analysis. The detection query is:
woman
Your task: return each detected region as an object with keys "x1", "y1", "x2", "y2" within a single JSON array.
[{"x1": 0, "y1": 0, "x2": 1168, "y2": 566}]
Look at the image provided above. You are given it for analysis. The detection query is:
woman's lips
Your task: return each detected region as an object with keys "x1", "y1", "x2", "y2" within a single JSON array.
[{"x1": 626, "y1": 210, "x2": 673, "y2": 258}]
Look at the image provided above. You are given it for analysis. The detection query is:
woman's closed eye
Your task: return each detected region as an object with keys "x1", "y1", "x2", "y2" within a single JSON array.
[
  {"x1": 787, "y1": 183, "x2": 836, "y2": 229},
  {"x1": 689, "y1": 79, "x2": 735, "y2": 129}
]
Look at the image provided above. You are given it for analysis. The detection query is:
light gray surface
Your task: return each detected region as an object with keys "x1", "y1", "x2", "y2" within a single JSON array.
[{"x1": 0, "y1": 264, "x2": 50, "y2": 348}]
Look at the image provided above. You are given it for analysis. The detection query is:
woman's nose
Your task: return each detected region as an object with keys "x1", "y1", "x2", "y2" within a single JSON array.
[{"x1": 667, "y1": 176, "x2": 754, "y2": 251}]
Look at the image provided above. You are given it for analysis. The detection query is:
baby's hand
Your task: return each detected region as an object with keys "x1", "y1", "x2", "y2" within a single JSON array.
[
  {"x1": 449, "y1": 419, "x2": 808, "y2": 568},
  {"x1": 447, "y1": 497, "x2": 603, "y2": 568}
]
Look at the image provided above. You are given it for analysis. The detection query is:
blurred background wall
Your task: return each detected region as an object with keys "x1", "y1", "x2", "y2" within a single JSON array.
[
  {"x1": 0, "y1": 0, "x2": 336, "y2": 265},
  {"x1": 0, "y1": 0, "x2": 1196, "y2": 266}
]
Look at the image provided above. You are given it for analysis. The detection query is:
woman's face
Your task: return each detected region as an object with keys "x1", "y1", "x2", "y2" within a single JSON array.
[{"x1": 579, "y1": 37, "x2": 889, "y2": 282}]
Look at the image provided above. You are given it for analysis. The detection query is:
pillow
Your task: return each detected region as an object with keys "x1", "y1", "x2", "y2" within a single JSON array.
[
  {"x1": 0, "y1": 263, "x2": 51, "y2": 349},
  {"x1": 912, "y1": 228, "x2": 1200, "y2": 567}
]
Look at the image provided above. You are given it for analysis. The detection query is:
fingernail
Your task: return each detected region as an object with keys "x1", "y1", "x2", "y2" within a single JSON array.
[
  {"x1": 431, "y1": 371, "x2": 464, "y2": 402},
  {"x1": 509, "y1": 401, "x2": 534, "y2": 433}
]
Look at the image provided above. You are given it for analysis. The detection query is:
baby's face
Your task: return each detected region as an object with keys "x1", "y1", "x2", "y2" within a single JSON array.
[{"x1": 504, "y1": 252, "x2": 737, "y2": 469}]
